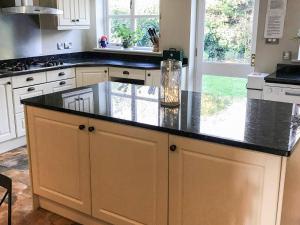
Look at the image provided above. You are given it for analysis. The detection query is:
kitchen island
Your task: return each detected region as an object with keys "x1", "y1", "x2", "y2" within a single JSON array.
[{"x1": 21, "y1": 82, "x2": 300, "y2": 225}]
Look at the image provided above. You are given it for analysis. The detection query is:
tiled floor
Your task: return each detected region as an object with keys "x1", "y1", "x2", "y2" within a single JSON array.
[{"x1": 0, "y1": 147, "x2": 79, "y2": 225}]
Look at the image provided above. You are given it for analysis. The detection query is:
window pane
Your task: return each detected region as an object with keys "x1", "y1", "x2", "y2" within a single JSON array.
[
  {"x1": 135, "y1": 86, "x2": 159, "y2": 99},
  {"x1": 111, "y1": 83, "x2": 132, "y2": 95},
  {"x1": 135, "y1": 17, "x2": 159, "y2": 47},
  {"x1": 109, "y1": 18, "x2": 131, "y2": 43},
  {"x1": 203, "y1": 0, "x2": 255, "y2": 63},
  {"x1": 108, "y1": 0, "x2": 131, "y2": 15},
  {"x1": 135, "y1": 0, "x2": 159, "y2": 15}
]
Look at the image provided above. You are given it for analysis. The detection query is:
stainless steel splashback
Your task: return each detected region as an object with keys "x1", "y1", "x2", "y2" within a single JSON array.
[{"x1": 0, "y1": 14, "x2": 42, "y2": 60}]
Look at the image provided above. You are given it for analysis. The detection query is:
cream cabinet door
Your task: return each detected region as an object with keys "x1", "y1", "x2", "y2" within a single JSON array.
[
  {"x1": 90, "y1": 120, "x2": 168, "y2": 225},
  {"x1": 74, "y1": 0, "x2": 90, "y2": 26},
  {"x1": 76, "y1": 67, "x2": 108, "y2": 87},
  {"x1": 26, "y1": 107, "x2": 91, "y2": 214},
  {"x1": 58, "y1": 0, "x2": 75, "y2": 26},
  {"x1": 169, "y1": 135, "x2": 284, "y2": 225},
  {"x1": 0, "y1": 78, "x2": 16, "y2": 143}
]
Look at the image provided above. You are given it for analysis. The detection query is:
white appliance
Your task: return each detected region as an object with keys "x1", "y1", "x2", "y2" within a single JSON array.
[
  {"x1": 247, "y1": 73, "x2": 269, "y2": 99},
  {"x1": 263, "y1": 83, "x2": 300, "y2": 104}
]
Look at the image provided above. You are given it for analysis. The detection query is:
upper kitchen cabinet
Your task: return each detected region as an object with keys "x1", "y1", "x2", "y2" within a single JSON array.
[{"x1": 40, "y1": 0, "x2": 90, "y2": 30}]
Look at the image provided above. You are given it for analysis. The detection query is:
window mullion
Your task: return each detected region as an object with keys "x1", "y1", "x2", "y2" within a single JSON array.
[{"x1": 131, "y1": 0, "x2": 135, "y2": 33}]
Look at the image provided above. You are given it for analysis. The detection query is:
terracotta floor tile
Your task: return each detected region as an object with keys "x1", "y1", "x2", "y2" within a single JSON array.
[{"x1": 0, "y1": 148, "x2": 78, "y2": 225}]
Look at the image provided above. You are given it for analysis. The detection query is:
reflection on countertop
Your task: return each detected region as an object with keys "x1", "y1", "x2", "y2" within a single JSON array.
[{"x1": 21, "y1": 81, "x2": 300, "y2": 156}]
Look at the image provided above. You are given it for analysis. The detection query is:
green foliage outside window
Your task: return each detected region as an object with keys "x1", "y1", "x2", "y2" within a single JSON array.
[{"x1": 204, "y1": 0, "x2": 254, "y2": 63}]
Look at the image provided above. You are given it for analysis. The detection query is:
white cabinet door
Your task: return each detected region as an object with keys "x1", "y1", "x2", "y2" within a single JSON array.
[
  {"x1": 58, "y1": 0, "x2": 75, "y2": 26},
  {"x1": 76, "y1": 67, "x2": 108, "y2": 87},
  {"x1": 74, "y1": 0, "x2": 90, "y2": 26},
  {"x1": 0, "y1": 78, "x2": 16, "y2": 143},
  {"x1": 145, "y1": 70, "x2": 161, "y2": 87}
]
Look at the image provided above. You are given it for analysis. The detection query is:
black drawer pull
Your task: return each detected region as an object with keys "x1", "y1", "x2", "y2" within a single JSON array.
[
  {"x1": 88, "y1": 126, "x2": 95, "y2": 132},
  {"x1": 72, "y1": 19, "x2": 76, "y2": 22},
  {"x1": 170, "y1": 145, "x2": 177, "y2": 152},
  {"x1": 59, "y1": 81, "x2": 66, "y2": 86},
  {"x1": 123, "y1": 71, "x2": 130, "y2": 75},
  {"x1": 27, "y1": 87, "x2": 35, "y2": 92},
  {"x1": 26, "y1": 77, "x2": 34, "y2": 82},
  {"x1": 76, "y1": 19, "x2": 80, "y2": 22},
  {"x1": 58, "y1": 72, "x2": 66, "y2": 76},
  {"x1": 79, "y1": 125, "x2": 86, "y2": 130}
]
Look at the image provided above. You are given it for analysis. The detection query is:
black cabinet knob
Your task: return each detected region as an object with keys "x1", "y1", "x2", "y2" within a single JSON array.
[
  {"x1": 147, "y1": 73, "x2": 151, "y2": 77},
  {"x1": 170, "y1": 145, "x2": 177, "y2": 152},
  {"x1": 104, "y1": 70, "x2": 108, "y2": 73},
  {"x1": 88, "y1": 126, "x2": 95, "y2": 132},
  {"x1": 6, "y1": 81, "x2": 11, "y2": 85},
  {"x1": 72, "y1": 19, "x2": 76, "y2": 22},
  {"x1": 79, "y1": 125, "x2": 85, "y2": 130},
  {"x1": 76, "y1": 19, "x2": 80, "y2": 22}
]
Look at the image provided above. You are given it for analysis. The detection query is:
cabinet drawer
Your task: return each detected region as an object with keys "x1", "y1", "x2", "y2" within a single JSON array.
[
  {"x1": 15, "y1": 112, "x2": 26, "y2": 137},
  {"x1": 46, "y1": 68, "x2": 75, "y2": 82},
  {"x1": 109, "y1": 67, "x2": 146, "y2": 80},
  {"x1": 12, "y1": 72, "x2": 46, "y2": 88},
  {"x1": 13, "y1": 84, "x2": 49, "y2": 114},
  {"x1": 48, "y1": 78, "x2": 76, "y2": 93}
]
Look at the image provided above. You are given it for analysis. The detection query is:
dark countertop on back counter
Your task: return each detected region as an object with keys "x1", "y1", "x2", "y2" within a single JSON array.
[
  {"x1": 265, "y1": 63, "x2": 300, "y2": 85},
  {"x1": 21, "y1": 81, "x2": 300, "y2": 157}
]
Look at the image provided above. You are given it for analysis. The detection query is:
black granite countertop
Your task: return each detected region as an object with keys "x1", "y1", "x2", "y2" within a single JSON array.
[
  {"x1": 0, "y1": 51, "x2": 188, "y2": 79},
  {"x1": 265, "y1": 63, "x2": 300, "y2": 85},
  {"x1": 0, "y1": 59, "x2": 162, "y2": 78},
  {"x1": 21, "y1": 81, "x2": 300, "y2": 157}
]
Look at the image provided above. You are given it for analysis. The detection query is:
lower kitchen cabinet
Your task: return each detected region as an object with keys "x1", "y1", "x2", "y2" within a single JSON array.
[
  {"x1": 0, "y1": 78, "x2": 16, "y2": 143},
  {"x1": 76, "y1": 67, "x2": 108, "y2": 87},
  {"x1": 26, "y1": 108, "x2": 91, "y2": 214},
  {"x1": 169, "y1": 135, "x2": 283, "y2": 225},
  {"x1": 90, "y1": 119, "x2": 168, "y2": 225},
  {"x1": 25, "y1": 107, "x2": 285, "y2": 225}
]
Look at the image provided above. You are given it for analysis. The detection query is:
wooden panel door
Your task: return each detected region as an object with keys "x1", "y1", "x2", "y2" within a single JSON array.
[
  {"x1": 74, "y1": 0, "x2": 90, "y2": 26},
  {"x1": 79, "y1": 92, "x2": 94, "y2": 113},
  {"x1": 0, "y1": 78, "x2": 16, "y2": 143},
  {"x1": 169, "y1": 135, "x2": 284, "y2": 225},
  {"x1": 90, "y1": 119, "x2": 168, "y2": 225},
  {"x1": 26, "y1": 107, "x2": 91, "y2": 214},
  {"x1": 58, "y1": 0, "x2": 75, "y2": 26},
  {"x1": 76, "y1": 67, "x2": 108, "y2": 87}
]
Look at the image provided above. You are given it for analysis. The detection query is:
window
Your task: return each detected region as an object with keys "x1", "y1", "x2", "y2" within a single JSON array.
[{"x1": 105, "y1": 0, "x2": 160, "y2": 48}]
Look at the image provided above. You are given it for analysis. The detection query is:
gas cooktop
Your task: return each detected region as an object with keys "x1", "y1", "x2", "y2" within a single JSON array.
[{"x1": 0, "y1": 57, "x2": 65, "y2": 74}]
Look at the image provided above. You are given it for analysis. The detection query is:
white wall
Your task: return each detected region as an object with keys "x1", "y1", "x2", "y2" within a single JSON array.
[
  {"x1": 160, "y1": 0, "x2": 193, "y2": 57},
  {"x1": 41, "y1": 29, "x2": 87, "y2": 55},
  {"x1": 255, "y1": 0, "x2": 300, "y2": 73}
]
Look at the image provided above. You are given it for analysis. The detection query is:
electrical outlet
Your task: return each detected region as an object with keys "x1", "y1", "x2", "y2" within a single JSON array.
[
  {"x1": 64, "y1": 42, "x2": 72, "y2": 49},
  {"x1": 265, "y1": 38, "x2": 280, "y2": 45},
  {"x1": 57, "y1": 42, "x2": 64, "y2": 50}
]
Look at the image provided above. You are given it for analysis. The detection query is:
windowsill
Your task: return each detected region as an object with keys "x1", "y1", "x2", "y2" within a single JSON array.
[{"x1": 93, "y1": 47, "x2": 162, "y2": 56}]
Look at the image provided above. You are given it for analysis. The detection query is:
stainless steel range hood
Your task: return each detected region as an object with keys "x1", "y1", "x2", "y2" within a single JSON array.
[{"x1": 0, "y1": 0, "x2": 63, "y2": 15}]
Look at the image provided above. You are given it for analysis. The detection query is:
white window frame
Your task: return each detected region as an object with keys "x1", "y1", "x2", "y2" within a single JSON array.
[
  {"x1": 104, "y1": 0, "x2": 160, "y2": 49},
  {"x1": 193, "y1": 0, "x2": 260, "y2": 92}
]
